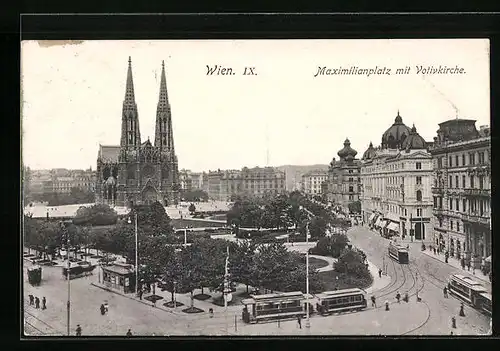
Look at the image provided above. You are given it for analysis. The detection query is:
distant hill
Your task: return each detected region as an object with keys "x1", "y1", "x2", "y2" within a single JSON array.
[{"x1": 276, "y1": 164, "x2": 329, "y2": 191}]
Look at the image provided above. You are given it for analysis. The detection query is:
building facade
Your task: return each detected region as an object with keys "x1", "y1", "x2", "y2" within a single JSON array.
[
  {"x1": 207, "y1": 167, "x2": 286, "y2": 201},
  {"x1": 430, "y1": 120, "x2": 491, "y2": 267},
  {"x1": 95, "y1": 58, "x2": 180, "y2": 207},
  {"x1": 326, "y1": 139, "x2": 362, "y2": 209},
  {"x1": 302, "y1": 170, "x2": 329, "y2": 195},
  {"x1": 361, "y1": 113, "x2": 433, "y2": 240},
  {"x1": 26, "y1": 168, "x2": 96, "y2": 195},
  {"x1": 179, "y1": 169, "x2": 206, "y2": 192}
]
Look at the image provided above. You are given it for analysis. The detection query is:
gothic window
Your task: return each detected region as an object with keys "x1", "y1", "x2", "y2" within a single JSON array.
[
  {"x1": 103, "y1": 166, "x2": 111, "y2": 180},
  {"x1": 143, "y1": 164, "x2": 155, "y2": 178},
  {"x1": 161, "y1": 166, "x2": 169, "y2": 179},
  {"x1": 127, "y1": 165, "x2": 136, "y2": 179}
]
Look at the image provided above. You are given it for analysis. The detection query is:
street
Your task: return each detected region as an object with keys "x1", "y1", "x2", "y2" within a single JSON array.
[{"x1": 346, "y1": 225, "x2": 491, "y2": 335}]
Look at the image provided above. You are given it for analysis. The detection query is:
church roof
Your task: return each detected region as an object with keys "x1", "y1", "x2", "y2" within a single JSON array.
[
  {"x1": 362, "y1": 142, "x2": 377, "y2": 160},
  {"x1": 381, "y1": 111, "x2": 411, "y2": 149},
  {"x1": 401, "y1": 125, "x2": 427, "y2": 150},
  {"x1": 98, "y1": 145, "x2": 120, "y2": 163}
]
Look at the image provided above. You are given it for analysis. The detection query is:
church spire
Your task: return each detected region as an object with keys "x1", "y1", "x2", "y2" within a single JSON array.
[
  {"x1": 154, "y1": 61, "x2": 174, "y2": 153},
  {"x1": 120, "y1": 57, "x2": 141, "y2": 148}
]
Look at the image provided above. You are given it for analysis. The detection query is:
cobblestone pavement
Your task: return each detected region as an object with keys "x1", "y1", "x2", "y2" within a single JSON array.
[{"x1": 347, "y1": 226, "x2": 491, "y2": 336}]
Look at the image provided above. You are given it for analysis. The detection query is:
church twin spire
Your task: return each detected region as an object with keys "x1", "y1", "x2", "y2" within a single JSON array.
[{"x1": 120, "y1": 57, "x2": 175, "y2": 154}]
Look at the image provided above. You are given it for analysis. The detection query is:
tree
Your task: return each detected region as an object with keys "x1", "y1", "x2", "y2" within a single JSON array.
[
  {"x1": 310, "y1": 237, "x2": 331, "y2": 256},
  {"x1": 176, "y1": 245, "x2": 204, "y2": 310},
  {"x1": 188, "y1": 203, "x2": 196, "y2": 214},
  {"x1": 348, "y1": 200, "x2": 361, "y2": 214},
  {"x1": 330, "y1": 233, "x2": 350, "y2": 258},
  {"x1": 131, "y1": 202, "x2": 173, "y2": 236},
  {"x1": 334, "y1": 248, "x2": 371, "y2": 281},
  {"x1": 229, "y1": 240, "x2": 257, "y2": 293},
  {"x1": 73, "y1": 204, "x2": 118, "y2": 226},
  {"x1": 308, "y1": 216, "x2": 327, "y2": 239},
  {"x1": 252, "y1": 242, "x2": 295, "y2": 293}
]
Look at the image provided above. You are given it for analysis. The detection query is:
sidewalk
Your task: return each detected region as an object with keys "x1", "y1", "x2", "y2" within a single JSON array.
[
  {"x1": 365, "y1": 260, "x2": 392, "y2": 294},
  {"x1": 420, "y1": 249, "x2": 491, "y2": 286}
]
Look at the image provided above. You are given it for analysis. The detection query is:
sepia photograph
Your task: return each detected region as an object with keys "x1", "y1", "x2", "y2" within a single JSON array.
[{"x1": 21, "y1": 39, "x2": 491, "y2": 337}]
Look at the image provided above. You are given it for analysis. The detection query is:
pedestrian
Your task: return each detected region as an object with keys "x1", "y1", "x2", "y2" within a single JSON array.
[
  {"x1": 76, "y1": 324, "x2": 82, "y2": 336},
  {"x1": 104, "y1": 301, "x2": 109, "y2": 313},
  {"x1": 28, "y1": 294, "x2": 34, "y2": 305},
  {"x1": 467, "y1": 261, "x2": 471, "y2": 271},
  {"x1": 434, "y1": 248, "x2": 436, "y2": 255},
  {"x1": 443, "y1": 286, "x2": 448, "y2": 298},
  {"x1": 209, "y1": 308, "x2": 214, "y2": 318},
  {"x1": 139, "y1": 289, "x2": 143, "y2": 300},
  {"x1": 371, "y1": 295, "x2": 376, "y2": 307},
  {"x1": 385, "y1": 300, "x2": 390, "y2": 311},
  {"x1": 378, "y1": 269, "x2": 382, "y2": 278},
  {"x1": 396, "y1": 291, "x2": 401, "y2": 303},
  {"x1": 100, "y1": 304, "x2": 106, "y2": 315},
  {"x1": 35, "y1": 297, "x2": 40, "y2": 309},
  {"x1": 126, "y1": 329, "x2": 132, "y2": 337},
  {"x1": 297, "y1": 315, "x2": 302, "y2": 329},
  {"x1": 403, "y1": 292, "x2": 409, "y2": 303},
  {"x1": 42, "y1": 297, "x2": 46, "y2": 310},
  {"x1": 459, "y1": 302, "x2": 465, "y2": 317},
  {"x1": 472, "y1": 267, "x2": 475, "y2": 275},
  {"x1": 461, "y1": 258, "x2": 465, "y2": 270},
  {"x1": 451, "y1": 316, "x2": 457, "y2": 329}
]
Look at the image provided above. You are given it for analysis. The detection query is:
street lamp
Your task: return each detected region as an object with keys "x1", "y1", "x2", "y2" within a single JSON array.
[
  {"x1": 298, "y1": 206, "x2": 311, "y2": 330},
  {"x1": 60, "y1": 221, "x2": 71, "y2": 336},
  {"x1": 127, "y1": 212, "x2": 139, "y2": 296}
]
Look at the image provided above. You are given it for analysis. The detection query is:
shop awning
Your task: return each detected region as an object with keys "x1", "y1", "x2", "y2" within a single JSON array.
[
  {"x1": 374, "y1": 217, "x2": 383, "y2": 227},
  {"x1": 379, "y1": 220, "x2": 387, "y2": 228},
  {"x1": 368, "y1": 213, "x2": 376, "y2": 222},
  {"x1": 387, "y1": 222, "x2": 399, "y2": 232}
]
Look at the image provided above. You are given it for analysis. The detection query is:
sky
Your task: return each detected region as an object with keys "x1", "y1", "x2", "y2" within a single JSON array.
[{"x1": 21, "y1": 39, "x2": 490, "y2": 172}]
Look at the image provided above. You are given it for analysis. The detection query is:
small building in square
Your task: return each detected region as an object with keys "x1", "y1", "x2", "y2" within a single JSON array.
[{"x1": 101, "y1": 262, "x2": 136, "y2": 294}]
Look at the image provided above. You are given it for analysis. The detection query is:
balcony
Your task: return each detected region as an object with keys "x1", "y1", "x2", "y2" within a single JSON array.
[
  {"x1": 462, "y1": 212, "x2": 491, "y2": 226},
  {"x1": 431, "y1": 187, "x2": 444, "y2": 194},
  {"x1": 463, "y1": 188, "x2": 491, "y2": 198}
]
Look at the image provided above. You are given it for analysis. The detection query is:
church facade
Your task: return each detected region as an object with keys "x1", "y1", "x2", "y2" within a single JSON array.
[{"x1": 95, "y1": 57, "x2": 180, "y2": 207}]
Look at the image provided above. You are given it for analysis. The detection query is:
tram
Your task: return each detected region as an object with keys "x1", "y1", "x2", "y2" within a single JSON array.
[
  {"x1": 388, "y1": 243, "x2": 409, "y2": 264},
  {"x1": 447, "y1": 274, "x2": 489, "y2": 308},
  {"x1": 241, "y1": 291, "x2": 311, "y2": 324},
  {"x1": 315, "y1": 288, "x2": 367, "y2": 315},
  {"x1": 62, "y1": 261, "x2": 96, "y2": 280},
  {"x1": 477, "y1": 292, "x2": 492, "y2": 316}
]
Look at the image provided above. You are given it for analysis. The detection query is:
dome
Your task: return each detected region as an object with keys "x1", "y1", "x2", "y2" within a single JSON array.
[
  {"x1": 401, "y1": 124, "x2": 427, "y2": 150},
  {"x1": 381, "y1": 111, "x2": 411, "y2": 149},
  {"x1": 362, "y1": 142, "x2": 377, "y2": 160},
  {"x1": 337, "y1": 138, "x2": 358, "y2": 160}
]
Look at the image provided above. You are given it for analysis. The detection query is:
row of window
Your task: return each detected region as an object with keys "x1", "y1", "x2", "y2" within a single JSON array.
[
  {"x1": 438, "y1": 151, "x2": 488, "y2": 169},
  {"x1": 364, "y1": 161, "x2": 423, "y2": 174},
  {"x1": 443, "y1": 174, "x2": 487, "y2": 189},
  {"x1": 434, "y1": 196, "x2": 488, "y2": 215}
]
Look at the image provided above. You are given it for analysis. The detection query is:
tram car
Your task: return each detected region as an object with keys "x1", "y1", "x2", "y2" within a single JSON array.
[
  {"x1": 27, "y1": 265, "x2": 42, "y2": 286},
  {"x1": 477, "y1": 292, "x2": 492, "y2": 316},
  {"x1": 241, "y1": 291, "x2": 311, "y2": 324},
  {"x1": 62, "y1": 261, "x2": 96, "y2": 280},
  {"x1": 388, "y1": 243, "x2": 409, "y2": 264},
  {"x1": 447, "y1": 274, "x2": 489, "y2": 310},
  {"x1": 315, "y1": 288, "x2": 367, "y2": 315}
]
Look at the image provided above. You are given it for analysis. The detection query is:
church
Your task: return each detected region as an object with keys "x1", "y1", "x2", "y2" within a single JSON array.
[{"x1": 95, "y1": 57, "x2": 180, "y2": 207}]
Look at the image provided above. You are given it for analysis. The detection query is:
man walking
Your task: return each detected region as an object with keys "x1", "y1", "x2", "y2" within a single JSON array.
[
  {"x1": 378, "y1": 269, "x2": 382, "y2": 278},
  {"x1": 126, "y1": 329, "x2": 132, "y2": 337},
  {"x1": 371, "y1": 295, "x2": 376, "y2": 308},
  {"x1": 28, "y1": 294, "x2": 34, "y2": 306},
  {"x1": 76, "y1": 324, "x2": 82, "y2": 336},
  {"x1": 297, "y1": 315, "x2": 302, "y2": 329},
  {"x1": 42, "y1": 297, "x2": 46, "y2": 310},
  {"x1": 443, "y1": 286, "x2": 448, "y2": 298},
  {"x1": 35, "y1": 297, "x2": 40, "y2": 309},
  {"x1": 396, "y1": 291, "x2": 401, "y2": 303}
]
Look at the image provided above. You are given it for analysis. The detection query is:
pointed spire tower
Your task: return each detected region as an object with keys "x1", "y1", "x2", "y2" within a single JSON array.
[
  {"x1": 120, "y1": 57, "x2": 141, "y2": 148},
  {"x1": 154, "y1": 60, "x2": 175, "y2": 153}
]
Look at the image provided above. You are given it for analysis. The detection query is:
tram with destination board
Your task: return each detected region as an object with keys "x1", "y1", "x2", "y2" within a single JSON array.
[
  {"x1": 241, "y1": 291, "x2": 311, "y2": 324},
  {"x1": 315, "y1": 288, "x2": 367, "y2": 315},
  {"x1": 447, "y1": 274, "x2": 489, "y2": 312},
  {"x1": 388, "y1": 242, "x2": 409, "y2": 264}
]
